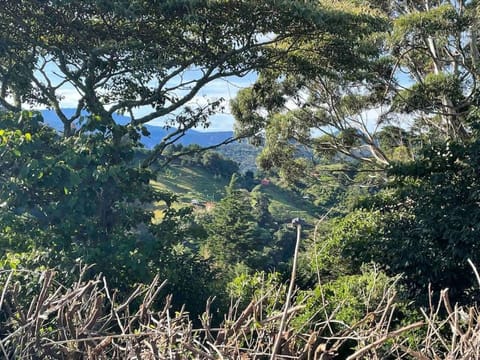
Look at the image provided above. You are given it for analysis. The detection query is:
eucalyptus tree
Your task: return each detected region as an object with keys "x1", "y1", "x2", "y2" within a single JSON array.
[
  {"x1": 230, "y1": 0, "x2": 390, "y2": 185},
  {"x1": 232, "y1": 0, "x2": 480, "y2": 176},
  {"x1": 387, "y1": 0, "x2": 480, "y2": 143}
]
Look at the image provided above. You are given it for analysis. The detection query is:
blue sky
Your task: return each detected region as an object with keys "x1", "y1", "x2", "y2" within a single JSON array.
[
  {"x1": 30, "y1": 61, "x2": 415, "y2": 133},
  {"x1": 32, "y1": 61, "x2": 257, "y2": 132}
]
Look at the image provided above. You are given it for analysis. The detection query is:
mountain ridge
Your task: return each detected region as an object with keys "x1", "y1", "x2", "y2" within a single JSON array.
[{"x1": 39, "y1": 109, "x2": 235, "y2": 149}]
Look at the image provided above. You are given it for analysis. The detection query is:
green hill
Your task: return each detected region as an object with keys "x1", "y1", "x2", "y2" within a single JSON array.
[
  {"x1": 254, "y1": 182, "x2": 317, "y2": 223},
  {"x1": 152, "y1": 164, "x2": 319, "y2": 224},
  {"x1": 216, "y1": 142, "x2": 260, "y2": 173},
  {"x1": 152, "y1": 165, "x2": 230, "y2": 203}
]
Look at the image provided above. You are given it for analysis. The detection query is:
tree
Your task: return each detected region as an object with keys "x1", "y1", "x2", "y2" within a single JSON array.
[
  {"x1": 202, "y1": 175, "x2": 270, "y2": 272},
  {"x1": 0, "y1": 0, "x2": 361, "y2": 165},
  {"x1": 232, "y1": 0, "x2": 480, "y2": 178},
  {"x1": 302, "y1": 127, "x2": 480, "y2": 304},
  {"x1": 231, "y1": 0, "x2": 391, "y2": 177},
  {"x1": 200, "y1": 150, "x2": 239, "y2": 178},
  {"x1": 389, "y1": 0, "x2": 479, "y2": 140},
  {"x1": 0, "y1": 110, "x2": 218, "y2": 314},
  {"x1": 361, "y1": 136, "x2": 480, "y2": 303}
]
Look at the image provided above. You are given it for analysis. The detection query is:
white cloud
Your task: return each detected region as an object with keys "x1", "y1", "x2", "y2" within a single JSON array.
[
  {"x1": 135, "y1": 74, "x2": 256, "y2": 131},
  {"x1": 198, "y1": 113, "x2": 235, "y2": 132},
  {"x1": 28, "y1": 66, "x2": 257, "y2": 131},
  {"x1": 58, "y1": 88, "x2": 83, "y2": 108},
  {"x1": 25, "y1": 85, "x2": 82, "y2": 110}
]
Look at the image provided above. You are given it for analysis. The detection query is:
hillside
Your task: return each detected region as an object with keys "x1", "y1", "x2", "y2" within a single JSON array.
[
  {"x1": 216, "y1": 141, "x2": 261, "y2": 173},
  {"x1": 152, "y1": 163, "x2": 319, "y2": 224}
]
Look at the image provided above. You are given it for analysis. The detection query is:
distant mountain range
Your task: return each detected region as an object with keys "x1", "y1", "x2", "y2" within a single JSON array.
[{"x1": 39, "y1": 109, "x2": 235, "y2": 149}]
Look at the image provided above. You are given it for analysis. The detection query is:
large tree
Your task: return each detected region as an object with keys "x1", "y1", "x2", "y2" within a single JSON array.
[
  {"x1": 202, "y1": 175, "x2": 268, "y2": 271},
  {"x1": 232, "y1": 0, "x2": 480, "y2": 175},
  {"x1": 228, "y1": 0, "x2": 480, "y2": 305},
  {"x1": 0, "y1": 0, "x2": 377, "y2": 165}
]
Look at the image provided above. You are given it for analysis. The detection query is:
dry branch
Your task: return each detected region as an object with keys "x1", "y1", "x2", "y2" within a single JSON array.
[{"x1": 2, "y1": 267, "x2": 480, "y2": 359}]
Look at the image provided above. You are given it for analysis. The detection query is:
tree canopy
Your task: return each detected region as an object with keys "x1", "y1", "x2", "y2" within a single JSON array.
[
  {"x1": 232, "y1": 0, "x2": 480, "y2": 176},
  {"x1": 0, "y1": 0, "x2": 380, "y2": 164},
  {"x1": 229, "y1": 0, "x2": 480, "y2": 305}
]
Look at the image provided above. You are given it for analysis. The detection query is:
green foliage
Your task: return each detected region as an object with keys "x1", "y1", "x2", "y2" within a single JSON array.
[
  {"x1": 202, "y1": 175, "x2": 271, "y2": 272},
  {"x1": 299, "y1": 131, "x2": 480, "y2": 304},
  {"x1": 391, "y1": 4, "x2": 460, "y2": 45},
  {"x1": 217, "y1": 142, "x2": 260, "y2": 174},
  {"x1": 294, "y1": 265, "x2": 404, "y2": 331},
  {"x1": 333, "y1": 136, "x2": 480, "y2": 303},
  {"x1": 291, "y1": 264, "x2": 418, "y2": 358},
  {"x1": 0, "y1": 111, "x2": 219, "y2": 315},
  {"x1": 254, "y1": 113, "x2": 310, "y2": 175},
  {"x1": 199, "y1": 151, "x2": 239, "y2": 178},
  {"x1": 225, "y1": 0, "x2": 480, "y2": 315},
  {"x1": 227, "y1": 271, "x2": 285, "y2": 311},
  {"x1": 376, "y1": 125, "x2": 415, "y2": 162},
  {"x1": 299, "y1": 209, "x2": 382, "y2": 285},
  {"x1": 4, "y1": 0, "x2": 480, "y2": 336},
  {"x1": 388, "y1": 1, "x2": 476, "y2": 140},
  {"x1": 232, "y1": 0, "x2": 480, "y2": 180},
  {"x1": 194, "y1": 174, "x2": 301, "y2": 281},
  {"x1": 393, "y1": 73, "x2": 463, "y2": 114},
  {"x1": 231, "y1": 0, "x2": 391, "y2": 172}
]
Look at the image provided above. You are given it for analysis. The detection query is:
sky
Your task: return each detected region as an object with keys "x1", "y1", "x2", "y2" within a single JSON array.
[
  {"x1": 36, "y1": 64, "x2": 257, "y2": 132},
  {"x1": 28, "y1": 62, "x2": 414, "y2": 134},
  {"x1": 131, "y1": 75, "x2": 256, "y2": 132}
]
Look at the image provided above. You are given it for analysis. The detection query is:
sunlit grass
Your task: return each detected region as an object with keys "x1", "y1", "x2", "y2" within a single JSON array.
[{"x1": 151, "y1": 164, "x2": 319, "y2": 224}]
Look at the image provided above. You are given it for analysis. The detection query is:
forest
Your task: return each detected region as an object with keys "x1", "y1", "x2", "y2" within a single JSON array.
[{"x1": 1, "y1": 0, "x2": 480, "y2": 358}]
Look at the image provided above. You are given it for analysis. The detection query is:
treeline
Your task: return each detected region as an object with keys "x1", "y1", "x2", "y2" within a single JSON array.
[{"x1": 162, "y1": 143, "x2": 240, "y2": 179}]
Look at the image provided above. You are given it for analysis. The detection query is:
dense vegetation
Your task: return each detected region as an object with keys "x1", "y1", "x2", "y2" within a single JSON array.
[{"x1": 2, "y1": 0, "x2": 480, "y2": 358}]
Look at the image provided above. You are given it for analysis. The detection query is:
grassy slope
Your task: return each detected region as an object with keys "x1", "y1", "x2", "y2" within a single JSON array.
[
  {"x1": 152, "y1": 165, "x2": 230, "y2": 202},
  {"x1": 256, "y1": 183, "x2": 317, "y2": 223},
  {"x1": 151, "y1": 164, "x2": 319, "y2": 224}
]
